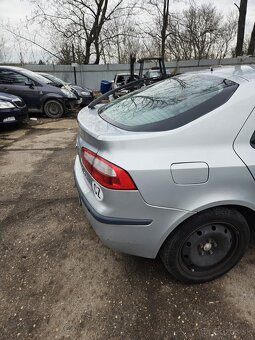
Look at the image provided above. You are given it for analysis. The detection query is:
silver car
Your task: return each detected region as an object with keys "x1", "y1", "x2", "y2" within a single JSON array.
[{"x1": 74, "y1": 65, "x2": 255, "y2": 283}]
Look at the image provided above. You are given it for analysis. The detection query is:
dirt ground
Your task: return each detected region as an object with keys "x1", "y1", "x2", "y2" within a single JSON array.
[{"x1": 0, "y1": 116, "x2": 255, "y2": 340}]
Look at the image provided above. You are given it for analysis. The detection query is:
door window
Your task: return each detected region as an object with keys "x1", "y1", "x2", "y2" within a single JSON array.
[{"x1": 0, "y1": 70, "x2": 29, "y2": 85}]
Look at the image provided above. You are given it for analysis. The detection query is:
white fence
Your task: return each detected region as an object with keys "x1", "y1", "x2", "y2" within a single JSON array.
[{"x1": 24, "y1": 56, "x2": 255, "y2": 91}]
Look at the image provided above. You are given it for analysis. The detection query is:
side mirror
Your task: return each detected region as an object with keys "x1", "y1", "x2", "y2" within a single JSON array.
[{"x1": 25, "y1": 80, "x2": 35, "y2": 88}]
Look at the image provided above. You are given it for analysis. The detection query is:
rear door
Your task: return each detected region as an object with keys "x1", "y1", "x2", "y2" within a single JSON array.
[
  {"x1": 233, "y1": 108, "x2": 255, "y2": 179},
  {"x1": 0, "y1": 69, "x2": 40, "y2": 110}
]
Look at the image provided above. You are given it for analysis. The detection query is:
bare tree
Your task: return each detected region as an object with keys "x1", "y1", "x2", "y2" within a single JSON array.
[
  {"x1": 215, "y1": 13, "x2": 238, "y2": 59},
  {"x1": 143, "y1": 0, "x2": 171, "y2": 59},
  {"x1": 164, "y1": 3, "x2": 236, "y2": 60},
  {"x1": 0, "y1": 37, "x2": 8, "y2": 63},
  {"x1": 235, "y1": 0, "x2": 248, "y2": 56},
  {"x1": 142, "y1": 1, "x2": 237, "y2": 61},
  {"x1": 153, "y1": 0, "x2": 170, "y2": 58},
  {"x1": 182, "y1": 3, "x2": 222, "y2": 59},
  {"x1": 0, "y1": 21, "x2": 10, "y2": 63},
  {"x1": 101, "y1": 16, "x2": 144, "y2": 63},
  {"x1": 29, "y1": 0, "x2": 138, "y2": 64},
  {"x1": 1, "y1": 0, "x2": 240, "y2": 64}
]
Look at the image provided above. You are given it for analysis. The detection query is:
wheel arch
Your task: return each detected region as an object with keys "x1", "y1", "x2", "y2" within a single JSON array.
[
  {"x1": 157, "y1": 203, "x2": 255, "y2": 257},
  {"x1": 225, "y1": 204, "x2": 255, "y2": 245},
  {"x1": 39, "y1": 94, "x2": 65, "y2": 110}
]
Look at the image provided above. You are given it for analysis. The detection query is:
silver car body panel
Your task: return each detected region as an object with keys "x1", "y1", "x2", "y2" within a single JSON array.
[
  {"x1": 233, "y1": 107, "x2": 255, "y2": 179},
  {"x1": 74, "y1": 156, "x2": 194, "y2": 257},
  {"x1": 74, "y1": 65, "x2": 255, "y2": 258},
  {"x1": 170, "y1": 162, "x2": 209, "y2": 184}
]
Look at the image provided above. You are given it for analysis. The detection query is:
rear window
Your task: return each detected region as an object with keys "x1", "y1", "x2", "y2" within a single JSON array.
[{"x1": 99, "y1": 74, "x2": 238, "y2": 132}]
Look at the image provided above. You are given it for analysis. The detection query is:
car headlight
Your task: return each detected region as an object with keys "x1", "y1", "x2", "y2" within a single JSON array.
[
  {"x1": 80, "y1": 91, "x2": 91, "y2": 97},
  {"x1": 60, "y1": 88, "x2": 77, "y2": 98},
  {"x1": 0, "y1": 101, "x2": 15, "y2": 109}
]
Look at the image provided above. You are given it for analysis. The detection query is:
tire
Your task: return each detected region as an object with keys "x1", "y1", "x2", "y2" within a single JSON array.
[
  {"x1": 43, "y1": 100, "x2": 64, "y2": 118},
  {"x1": 160, "y1": 207, "x2": 250, "y2": 283}
]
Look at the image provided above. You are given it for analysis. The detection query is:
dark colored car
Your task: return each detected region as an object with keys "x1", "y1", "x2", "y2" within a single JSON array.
[
  {"x1": 38, "y1": 72, "x2": 94, "y2": 108},
  {"x1": 0, "y1": 66, "x2": 81, "y2": 118},
  {"x1": 0, "y1": 92, "x2": 28, "y2": 124}
]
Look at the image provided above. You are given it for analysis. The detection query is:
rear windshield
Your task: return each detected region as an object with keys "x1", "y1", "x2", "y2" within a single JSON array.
[{"x1": 99, "y1": 74, "x2": 238, "y2": 132}]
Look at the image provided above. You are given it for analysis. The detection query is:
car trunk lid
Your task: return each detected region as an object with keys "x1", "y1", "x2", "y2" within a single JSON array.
[{"x1": 77, "y1": 105, "x2": 137, "y2": 153}]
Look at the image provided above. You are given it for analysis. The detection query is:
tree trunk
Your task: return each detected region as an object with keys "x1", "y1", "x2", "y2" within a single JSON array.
[
  {"x1": 235, "y1": 0, "x2": 248, "y2": 56},
  {"x1": 248, "y1": 22, "x2": 255, "y2": 56},
  {"x1": 161, "y1": 0, "x2": 170, "y2": 59},
  {"x1": 84, "y1": 40, "x2": 92, "y2": 64},
  {"x1": 94, "y1": 40, "x2": 100, "y2": 64}
]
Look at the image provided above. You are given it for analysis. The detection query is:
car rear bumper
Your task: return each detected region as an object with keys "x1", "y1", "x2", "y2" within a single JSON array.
[
  {"x1": 0, "y1": 107, "x2": 28, "y2": 124},
  {"x1": 74, "y1": 156, "x2": 194, "y2": 258}
]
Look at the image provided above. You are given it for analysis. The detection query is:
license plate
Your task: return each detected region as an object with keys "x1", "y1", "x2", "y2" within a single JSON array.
[
  {"x1": 92, "y1": 181, "x2": 104, "y2": 201},
  {"x1": 3, "y1": 116, "x2": 15, "y2": 122}
]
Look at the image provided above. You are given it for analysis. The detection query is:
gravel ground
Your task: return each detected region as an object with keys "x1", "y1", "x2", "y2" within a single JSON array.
[{"x1": 0, "y1": 117, "x2": 255, "y2": 340}]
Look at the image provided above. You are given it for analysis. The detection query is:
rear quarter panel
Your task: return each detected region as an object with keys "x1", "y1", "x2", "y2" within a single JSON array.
[{"x1": 97, "y1": 83, "x2": 255, "y2": 212}]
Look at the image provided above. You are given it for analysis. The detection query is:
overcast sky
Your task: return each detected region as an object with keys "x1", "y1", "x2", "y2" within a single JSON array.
[
  {"x1": 0, "y1": 0, "x2": 32, "y2": 21},
  {"x1": 0, "y1": 0, "x2": 255, "y2": 62}
]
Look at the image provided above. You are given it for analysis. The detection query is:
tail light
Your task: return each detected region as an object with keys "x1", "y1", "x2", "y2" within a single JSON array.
[{"x1": 81, "y1": 147, "x2": 137, "y2": 190}]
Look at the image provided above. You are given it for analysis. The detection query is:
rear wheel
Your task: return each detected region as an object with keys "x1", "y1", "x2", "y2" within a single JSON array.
[
  {"x1": 160, "y1": 207, "x2": 250, "y2": 283},
  {"x1": 44, "y1": 100, "x2": 64, "y2": 118}
]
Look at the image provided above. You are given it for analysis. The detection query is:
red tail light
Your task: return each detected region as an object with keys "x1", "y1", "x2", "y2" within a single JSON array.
[{"x1": 81, "y1": 147, "x2": 137, "y2": 190}]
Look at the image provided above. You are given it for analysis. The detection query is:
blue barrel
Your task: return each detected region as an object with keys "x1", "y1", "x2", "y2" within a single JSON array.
[{"x1": 100, "y1": 80, "x2": 111, "y2": 94}]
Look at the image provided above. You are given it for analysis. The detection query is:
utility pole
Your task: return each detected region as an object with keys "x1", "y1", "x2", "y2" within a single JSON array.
[{"x1": 72, "y1": 43, "x2": 77, "y2": 85}]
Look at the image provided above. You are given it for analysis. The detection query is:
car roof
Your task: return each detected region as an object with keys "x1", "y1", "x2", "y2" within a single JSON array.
[
  {"x1": 0, "y1": 66, "x2": 58, "y2": 85},
  {"x1": 194, "y1": 64, "x2": 255, "y2": 83},
  {"x1": 0, "y1": 66, "x2": 25, "y2": 71}
]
